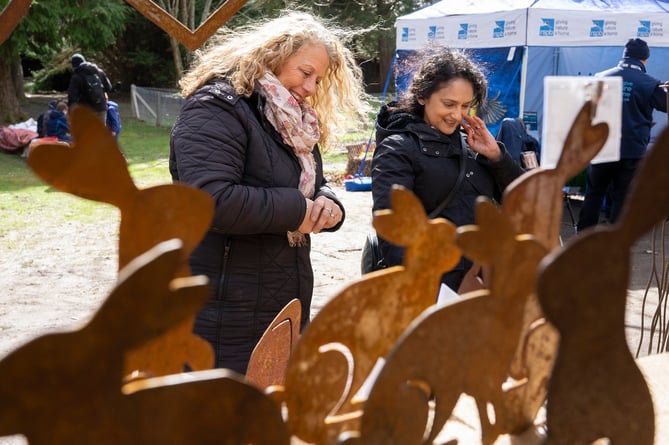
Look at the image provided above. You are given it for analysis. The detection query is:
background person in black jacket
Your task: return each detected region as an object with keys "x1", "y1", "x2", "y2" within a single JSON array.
[
  {"x1": 169, "y1": 11, "x2": 369, "y2": 374},
  {"x1": 371, "y1": 46, "x2": 524, "y2": 294},
  {"x1": 67, "y1": 53, "x2": 112, "y2": 124},
  {"x1": 577, "y1": 38, "x2": 668, "y2": 231}
]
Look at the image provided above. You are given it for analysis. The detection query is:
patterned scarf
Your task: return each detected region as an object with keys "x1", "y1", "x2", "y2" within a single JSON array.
[{"x1": 257, "y1": 71, "x2": 320, "y2": 247}]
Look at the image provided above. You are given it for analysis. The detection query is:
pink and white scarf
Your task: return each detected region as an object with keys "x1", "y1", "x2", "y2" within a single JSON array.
[{"x1": 257, "y1": 71, "x2": 320, "y2": 247}]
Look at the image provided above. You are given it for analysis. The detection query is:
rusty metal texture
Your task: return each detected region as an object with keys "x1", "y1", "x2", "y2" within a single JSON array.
[
  {"x1": 125, "y1": 0, "x2": 248, "y2": 51},
  {"x1": 246, "y1": 298, "x2": 302, "y2": 390},
  {"x1": 282, "y1": 186, "x2": 463, "y2": 444},
  {"x1": 346, "y1": 198, "x2": 548, "y2": 444},
  {"x1": 27, "y1": 106, "x2": 216, "y2": 377},
  {"x1": 0, "y1": 0, "x2": 32, "y2": 45},
  {"x1": 498, "y1": 99, "x2": 610, "y2": 431},
  {"x1": 0, "y1": 239, "x2": 289, "y2": 444},
  {"x1": 535, "y1": 105, "x2": 669, "y2": 445}
]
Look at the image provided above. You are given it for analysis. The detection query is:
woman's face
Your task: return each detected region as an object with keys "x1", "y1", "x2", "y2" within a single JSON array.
[
  {"x1": 276, "y1": 42, "x2": 330, "y2": 104},
  {"x1": 422, "y1": 78, "x2": 474, "y2": 135}
]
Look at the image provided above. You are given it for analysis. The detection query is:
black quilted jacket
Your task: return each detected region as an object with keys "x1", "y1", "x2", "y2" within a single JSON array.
[
  {"x1": 372, "y1": 103, "x2": 523, "y2": 290},
  {"x1": 169, "y1": 78, "x2": 344, "y2": 374}
]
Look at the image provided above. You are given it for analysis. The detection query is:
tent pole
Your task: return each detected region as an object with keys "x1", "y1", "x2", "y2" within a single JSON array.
[{"x1": 519, "y1": 46, "x2": 529, "y2": 117}]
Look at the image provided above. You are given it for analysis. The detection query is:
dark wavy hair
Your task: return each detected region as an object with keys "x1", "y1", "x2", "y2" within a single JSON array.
[{"x1": 395, "y1": 45, "x2": 488, "y2": 116}]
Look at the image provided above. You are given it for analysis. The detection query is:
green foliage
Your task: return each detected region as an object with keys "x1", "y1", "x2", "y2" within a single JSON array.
[
  {"x1": 121, "y1": 8, "x2": 177, "y2": 89},
  {"x1": 3, "y1": 0, "x2": 130, "y2": 59},
  {"x1": 119, "y1": 119, "x2": 173, "y2": 187}
]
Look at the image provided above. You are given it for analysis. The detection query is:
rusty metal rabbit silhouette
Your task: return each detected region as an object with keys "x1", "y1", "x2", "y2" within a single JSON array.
[
  {"x1": 281, "y1": 185, "x2": 462, "y2": 444},
  {"x1": 535, "y1": 115, "x2": 669, "y2": 445},
  {"x1": 0, "y1": 239, "x2": 289, "y2": 444},
  {"x1": 27, "y1": 106, "x2": 215, "y2": 377},
  {"x1": 499, "y1": 99, "x2": 609, "y2": 431},
  {"x1": 343, "y1": 197, "x2": 547, "y2": 445}
]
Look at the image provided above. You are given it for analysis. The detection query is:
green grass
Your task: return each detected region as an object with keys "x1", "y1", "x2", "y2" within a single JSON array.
[
  {"x1": 119, "y1": 119, "x2": 173, "y2": 187},
  {"x1": 0, "y1": 116, "x2": 354, "y2": 240}
]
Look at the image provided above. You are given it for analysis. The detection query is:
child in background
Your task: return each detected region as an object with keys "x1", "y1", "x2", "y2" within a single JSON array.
[
  {"x1": 106, "y1": 100, "x2": 122, "y2": 142},
  {"x1": 45, "y1": 101, "x2": 72, "y2": 142}
]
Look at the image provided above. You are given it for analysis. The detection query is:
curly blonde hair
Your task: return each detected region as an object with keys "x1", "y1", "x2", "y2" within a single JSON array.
[{"x1": 179, "y1": 11, "x2": 370, "y2": 147}]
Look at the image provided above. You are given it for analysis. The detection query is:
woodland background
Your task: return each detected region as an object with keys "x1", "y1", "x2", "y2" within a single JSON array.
[{"x1": 0, "y1": 0, "x2": 434, "y2": 124}]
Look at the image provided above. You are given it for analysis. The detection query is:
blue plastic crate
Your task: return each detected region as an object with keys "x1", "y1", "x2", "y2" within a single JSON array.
[{"x1": 344, "y1": 176, "x2": 372, "y2": 192}]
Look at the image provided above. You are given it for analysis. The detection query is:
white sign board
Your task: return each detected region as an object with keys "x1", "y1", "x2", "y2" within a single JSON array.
[{"x1": 541, "y1": 76, "x2": 622, "y2": 169}]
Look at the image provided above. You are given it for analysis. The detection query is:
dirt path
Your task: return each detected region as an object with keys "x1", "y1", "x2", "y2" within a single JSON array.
[{"x1": 1, "y1": 183, "x2": 664, "y2": 358}]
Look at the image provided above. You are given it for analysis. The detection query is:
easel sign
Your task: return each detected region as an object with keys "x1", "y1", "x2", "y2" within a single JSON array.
[{"x1": 541, "y1": 76, "x2": 622, "y2": 169}]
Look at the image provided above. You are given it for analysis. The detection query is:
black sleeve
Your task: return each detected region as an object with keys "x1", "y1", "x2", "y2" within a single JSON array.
[
  {"x1": 371, "y1": 133, "x2": 417, "y2": 267},
  {"x1": 169, "y1": 94, "x2": 307, "y2": 235},
  {"x1": 67, "y1": 74, "x2": 82, "y2": 108},
  {"x1": 99, "y1": 70, "x2": 113, "y2": 94}
]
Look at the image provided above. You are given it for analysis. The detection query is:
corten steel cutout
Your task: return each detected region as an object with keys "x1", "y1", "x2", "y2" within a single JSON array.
[
  {"x1": 342, "y1": 198, "x2": 548, "y2": 445},
  {"x1": 499, "y1": 98, "x2": 609, "y2": 431},
  {"x1": 535, "y1": 120, "x2": 669, "y2": 445},
  {"x1": 281, "y1": 186, "x2": 462, "y2": 444},
  {"x1": 27, "y1": 106, "x2": 216, "y2": 377},
  {"x1": 0, "y1": 239, "x2": 290, "y2": 445},
  {"x1": 125, "y1": 0, "x2": 248, "y2": 51},
  {"x1": 246, "y1": 298, "x2": 301, "y2": 390},
  {"x1": 0, "y1": 0, "x2": 31, "y2": 45}
]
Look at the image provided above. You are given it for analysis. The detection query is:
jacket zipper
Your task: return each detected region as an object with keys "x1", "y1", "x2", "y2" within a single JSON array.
[{"x1": 217, "y1": 239, "x2": 231, "y2": 300}]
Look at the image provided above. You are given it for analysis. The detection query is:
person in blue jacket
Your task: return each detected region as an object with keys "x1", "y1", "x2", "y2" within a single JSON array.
[
  {"x1": 44, "y1": 101, "x2": 72, "y2": 142},
  {"x1": 106, "y1": 100, "x2": 122, "y2": 142},
  {"x1": 577, "y1": 38, "x2": 667, "y2": 231}
]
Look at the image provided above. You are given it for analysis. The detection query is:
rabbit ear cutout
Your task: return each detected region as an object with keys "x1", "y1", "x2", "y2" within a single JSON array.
[
  {"x1": 554, "y1": 100, "x2": 609, "y2": 181},
  {"x1": 615, "y1": 125, "x2": 669, "y2": 243},
  {"x1": 373, "y1": 185, "x2": 428, "y2": 246},
  {"x1": 27, "y1": 106, "x2": 136, "y2": 207},
  {"x1": 118, "y1": 184, "x2": 214, "y2": 272},
  {"x1": 456, "y1": 197, "x2": 512, "y2": 263},
  {"x1": 89, "y1": 239, "x2": 209, "y2": 350}
]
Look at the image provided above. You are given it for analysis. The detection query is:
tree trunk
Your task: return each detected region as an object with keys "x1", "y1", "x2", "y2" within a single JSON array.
[
  {"x1": 376, "y1": 0, "x2": 395, "y2": 98},
  {"x1": 0, "y1": 57, "x2": 23, "y2": 124},
  {"x1": 12, "y1": 57, "x2": 25, "y2": 101},
  {"x1": 169, "y1": 36, "x2": 184, "y2": 82}
]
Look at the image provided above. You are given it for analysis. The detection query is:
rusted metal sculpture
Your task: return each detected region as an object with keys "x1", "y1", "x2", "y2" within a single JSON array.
[
  {"x1": 246, "y1": 298, "x2": 301, "y2": 389},
  {"x1": 126, "y1": 0, "x2": 248, "y2": 51},
  {"x1": 0, "y1": 0, "x2": 31, "y2": 45},
  {"x1": 0, "y1": 239, "x2": 289, "y2": 444},
  {"x1": 281, "y1": 186, "x2": 462, "y2": 444},
  {"x1": 1, "y1": 1, "x2": 248, "y2": 49},
  {"x1": 499, "y1": 97, "x2": 609, "y2": 430},
  {"x1": 342, "y1": 198, "x2": 547, "y2": 445},
  {"x1": 27, "y1": 106, "x2": 216, "y2": 376},
  {"x1": 536, "y1": 120, "x2": 669, "y2": 444}
]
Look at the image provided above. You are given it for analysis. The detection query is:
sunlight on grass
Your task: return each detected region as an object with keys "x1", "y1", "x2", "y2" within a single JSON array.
[{"x1": 1, "y1": 115, "x2": 360, "y2": 244}]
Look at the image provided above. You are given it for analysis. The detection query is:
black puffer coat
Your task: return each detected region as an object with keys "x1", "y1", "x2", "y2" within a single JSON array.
[
  {"x1": 67, "y1": 62, "x2": 112, "y2": 113},
  {"x1": 169, "y1": 79, "x2": 344, "y2": 374},
  {"x1": 371, "y1": 103, "x2": 523, "y2": 290}
]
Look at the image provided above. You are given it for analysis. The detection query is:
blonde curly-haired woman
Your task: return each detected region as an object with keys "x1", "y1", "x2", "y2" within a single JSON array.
[{"x1": 169, "y1": 11, "x2": 370, "y2": 374}]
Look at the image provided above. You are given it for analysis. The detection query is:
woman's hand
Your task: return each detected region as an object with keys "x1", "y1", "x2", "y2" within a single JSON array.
[
  {"x1": 297, "y1": 196, "x2": 342, "y2": 234},
  {"x1": 462, "y1": 114, "x2": 502, "y2": 162}
]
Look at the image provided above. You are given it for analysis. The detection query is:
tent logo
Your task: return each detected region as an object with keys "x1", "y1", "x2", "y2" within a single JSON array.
[
  {"x1": 590, "y1": 20, "x2": 604, "y2": 37},
  {"x1": 494, "y1": 21, "x2": 505, "y2": 38},
  {"x1": 540, "y1": 18, "x2": 555, "y2": 36},
  {"x1": 401, "y1": 26, "x2": 415, "y2": 43},
  {"x1": 637, "y1": 20, "x2": 651, "y2": 37},
  {"x1": 428, "y1": 25, "x2": 445, "y2": 41},
  {"x1": 458, "y1": 23, "x2": 469, "y2": 40}
]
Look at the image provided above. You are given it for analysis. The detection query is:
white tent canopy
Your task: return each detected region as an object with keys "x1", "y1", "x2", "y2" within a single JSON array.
[
  {"x1": 397, "y1": 0, "x2": 669, "y2": 49},
  {"x1": 395, "y1": 0, "x2": 669, "y2": 144}
]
